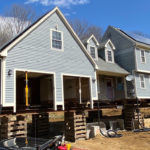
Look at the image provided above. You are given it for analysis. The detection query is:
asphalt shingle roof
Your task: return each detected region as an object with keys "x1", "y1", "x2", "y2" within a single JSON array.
[{"x1": 95, "y1": 58, "x2": 128, "y2": 75}]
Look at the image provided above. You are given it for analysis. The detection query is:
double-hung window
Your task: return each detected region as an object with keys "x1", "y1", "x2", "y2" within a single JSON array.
[
  {"x1": 140, "y1": 50, "x2": 146, "y2": 63},
  {"x1": 106, "y1": 49, "x2": 114, "y2": 63},
  {"x1": 90, "y1": 46, "x2": 96, "y2": 59},
  {"x1": 51, "y1": 30, "x2": 63, "y2": 50},
  {"x1": 139, "y1": 74, "x2": 145, "y2": 88}
]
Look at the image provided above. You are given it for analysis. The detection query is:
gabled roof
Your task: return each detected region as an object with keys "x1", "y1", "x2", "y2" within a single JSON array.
[
  {"x1": 85, "y1": 34, "x2": 99, "y2": 46},
  {"x1": 99, "y1": 39, "x2": 115, "y2": 50},
  {"x1": 0, "y1": 7, "x2": 98, "y2": 69},
  {"x1": 87, "y1": 35, "x2": 99, "y2": 46},
  {"x1": 110, "y1": 26, "x2": 150, "y2": 49}
]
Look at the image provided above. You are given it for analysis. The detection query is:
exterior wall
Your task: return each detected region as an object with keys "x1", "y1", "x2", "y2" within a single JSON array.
[
  {"x1": 134, "y1": 72, "x2": 150, "y2": 98},
  {"x1": 98, "y1": 48, "x2": 105, "y2": 60},
  {"x1": 98, "y1": 75, "x2": 125, "y2": 100},
  {"x1": 102, "y1": 26, "x2": 136, "y2": 73},
  {"x1": 135, "y1": 48, "x2": 150, "y2": 71},
  {"x1": 4, "y1": 12, "x2": 97, "y2": 109},
  {"x1": 0, "y1": 59, "x2": 2, "y2": 104}
]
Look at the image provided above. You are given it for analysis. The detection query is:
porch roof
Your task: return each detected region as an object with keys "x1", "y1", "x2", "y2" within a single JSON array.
[{"x1": 95, "y1": 58, "x2": 129, "y2": 75}]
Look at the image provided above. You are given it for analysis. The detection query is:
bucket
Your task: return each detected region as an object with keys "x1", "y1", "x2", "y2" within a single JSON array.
[{"x1": 58, "y1": 144, "x2": 67, "y2": 150}]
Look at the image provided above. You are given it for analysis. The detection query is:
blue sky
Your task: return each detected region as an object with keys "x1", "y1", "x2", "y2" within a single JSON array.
[{"x1": 0, "y1": 0, "x2": 150, "y2": 36}]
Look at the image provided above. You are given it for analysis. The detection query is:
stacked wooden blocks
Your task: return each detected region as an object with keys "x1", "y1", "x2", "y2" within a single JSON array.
[
  {"x1": 65, "y1": 111, "x2": 86, "y2": 142},
  {"x1": 32, "y1": 113, "x2": 49, "y2": 138},
  {"x1": 0, "y1": 115, "x2": 27, "y2": 140}
]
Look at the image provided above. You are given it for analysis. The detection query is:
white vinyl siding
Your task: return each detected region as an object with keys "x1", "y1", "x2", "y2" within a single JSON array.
[
  {"x1": 140, "y1": 50, "x2": 146, "y2": 63},
  {"x1": 139, "y1": 74, "x2": 145, "y2": 89}
]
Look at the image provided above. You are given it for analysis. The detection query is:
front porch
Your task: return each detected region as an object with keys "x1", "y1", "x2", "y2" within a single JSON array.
[{"x1": 97, "y1": 74, "x2": 125, "y2": 102}]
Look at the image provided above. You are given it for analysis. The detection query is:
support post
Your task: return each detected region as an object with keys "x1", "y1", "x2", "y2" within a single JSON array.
[
  {"x1": 79, "y1": 77, "x2": 82, "y2": 104},
  {"x1": 25, "y1": 72, "x2": 29, "y2": 107}
]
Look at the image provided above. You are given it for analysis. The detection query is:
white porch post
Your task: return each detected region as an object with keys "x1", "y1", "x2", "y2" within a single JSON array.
[{"x1": 79, "y1": 77, "x2": 82, "y2": 104}]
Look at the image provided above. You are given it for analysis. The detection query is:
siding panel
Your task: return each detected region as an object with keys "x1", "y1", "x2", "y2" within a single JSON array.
[{"x1": 5, "y1": 12, "x2": 97, "y2": 105}]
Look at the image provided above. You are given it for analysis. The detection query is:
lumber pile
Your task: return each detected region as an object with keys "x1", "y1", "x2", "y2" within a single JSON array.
[
  {"x1": 0, "y1": 115, "x2": 27, "y2": 140},
  {"x1": 65, "y1": 111, "x2": 86, "y2": 142},
  {"x1": 31, "y1": 113, "x2": 49, "y2": 138}
]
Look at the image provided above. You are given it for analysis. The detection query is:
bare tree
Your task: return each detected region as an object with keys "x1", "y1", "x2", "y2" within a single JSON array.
[
  {"x1": 0, "y1": 4, "x2": 36, "y2": 46},
  {"x1": 70, "y1": 19, "x2": 103, "y2": 42}
]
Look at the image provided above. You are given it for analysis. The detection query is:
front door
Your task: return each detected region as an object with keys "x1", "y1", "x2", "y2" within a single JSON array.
[{"x1": 106, "y1": 79, "x2": 114, "y2": 100}]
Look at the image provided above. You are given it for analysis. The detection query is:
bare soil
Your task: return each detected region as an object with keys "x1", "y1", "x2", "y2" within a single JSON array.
[{"x1": 71, "y1": 131, "x2": 150, "y2": 150}]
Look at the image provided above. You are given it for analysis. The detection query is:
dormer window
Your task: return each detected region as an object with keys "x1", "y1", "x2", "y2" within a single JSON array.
[
  {"x1": 51, "y1": 29, "x2": 63, "y2": 50},
  {"x1": 90, "y1": 46, "x2": 96, "y2": 59},
  {"x1": 106, "y1": 49, "x2": 114, "y2": 63}
]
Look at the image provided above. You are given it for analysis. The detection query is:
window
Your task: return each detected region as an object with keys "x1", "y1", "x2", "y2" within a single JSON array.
[
  {"x1": 51, "y1": 30, "x2": 63, "y2": 50},
  {"x1": 90, "y1": 46, "x2": 96, "y2": 59},
  {"x1": 106, "y1": 49, "x2": 114, "y2": 63},
  {"x1": 139, "y1": 74, "x2": 145, "y2": 88},
  {"x1": 140, "y1": 50, "x2": 146, "y2": 63}
]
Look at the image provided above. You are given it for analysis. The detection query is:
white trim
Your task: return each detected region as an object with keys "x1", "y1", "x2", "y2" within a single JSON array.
[
  {"x1": 95, "y1": 71, "x2": 98, "y2": 100},
  {"x1": 139, "y1": 74, "x2": 146, "y2": 89},
  {"x1": 61, "y1": 73, "x2": 94, "y2": 109},
  {"x1": 140, "y1": 49, "x2": 146, "y2": 64},
  {"x1": 87, "y1": 35, "x2": 99, "y2": 46},
  {"x1": 133, "y1": 71, "x2": 137, "y2": 98},
  {"x1": 105, "y1": 39, "x2": 116, "y2": 50},
  {"x1": 50, "y1": 29, "x2": 64, "y2": 51},
  {"x1": 105, "y1": 48, "x2": 114, "y2": 63},
  {"x1": 134, "y1": 47, "x2": 138, "y2": 71},
  {"x1": 137, "y1": 96, "x2": 150, "y2": 99},
  {"x1": 0, "y1": 58, "x2": 2, "y2": 105},
  {"x1": 1, "y1": 58, "x2": 6, "y2": 106},
  {"x1": 136, "y1": 69, "x2": 150, "y2": 74},
  {"x1": 79, "y1": 78, "x2": 81, "y2": 104},
  {"x1": 89, "y1": 45, "x2": 98, "y2": 60},
  {"x1": 0, "y1": 7, "x2": 98, "y2": 69},
  {"x1": 14, "y1": 69, "x2": 16, "y2": 112},
  {"x1": 14, "y1": 68, "x2": 57, "y2": 112}
]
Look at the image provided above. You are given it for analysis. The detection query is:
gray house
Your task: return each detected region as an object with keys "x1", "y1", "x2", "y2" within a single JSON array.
[
  {"x1": 0, "y1": 7, "x2": 98, "y2": 113},
  {"x1": 84, "y1": 35, "x2": 128, "y2": 103},
  {"x1": 102, "y1": 26, "x2": 150, "y2": 100}
]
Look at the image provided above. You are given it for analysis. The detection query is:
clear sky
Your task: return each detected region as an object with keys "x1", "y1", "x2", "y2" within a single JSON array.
[{"x1": 0, "y1": 0, "x2": 150, "y2": 36}]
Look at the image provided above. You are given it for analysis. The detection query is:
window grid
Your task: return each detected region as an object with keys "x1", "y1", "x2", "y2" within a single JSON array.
[
  {"x1": 139, "y1": 74, "x2": 145, "y2": 88},
  {"x1": 140, "y1": 50, "x2": 146, "y2": 63},
  {"x1": 52, "y1": 30, "x2": 62, "y2": 50},
  {"x1": 90, "y1": 46, "x2": 96, "y2": 59},
  {"x1": 107, "y1": 50, "x2": 113, "y2": 62}
]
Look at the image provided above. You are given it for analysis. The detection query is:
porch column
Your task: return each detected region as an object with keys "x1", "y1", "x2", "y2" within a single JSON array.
[{"x1": 79, "y1": 77, "x2": 82, "y2": 104}]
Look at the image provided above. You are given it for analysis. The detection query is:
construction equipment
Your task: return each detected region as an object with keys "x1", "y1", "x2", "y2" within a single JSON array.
[
  {"x1": 25, "y1": 71, "x2": 29, "y2": 107},
  {"x1": 0, "y1": 135, "x2": 63, "y2": 150}
]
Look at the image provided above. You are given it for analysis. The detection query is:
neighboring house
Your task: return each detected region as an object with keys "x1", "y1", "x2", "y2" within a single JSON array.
[
  {"x1": 102, "y1": 26, "x2": 150, "y2": 100},
  {"x1": 84, "y1": 35, "x2": 128, "y2": 103},
  {"x1": 0, "y1": 7, "x2": 98, "y2": 113}
]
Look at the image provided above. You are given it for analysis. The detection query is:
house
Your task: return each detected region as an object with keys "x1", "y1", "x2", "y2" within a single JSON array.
[
  {"x1": 83, "y1": 35, "x2": 128, "y2": 105},
  {"x1": 0, "y1": 7, "x2": 98, "y2": 113},
  {"x1": 102, "y1": 26, "x2": 150, "y2": 101}
]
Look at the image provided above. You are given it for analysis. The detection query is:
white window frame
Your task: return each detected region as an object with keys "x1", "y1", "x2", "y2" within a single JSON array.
[
  {"x1": 50, "y1": 29, "x2": 64, "y2": 51},
  {"x1": 105, "y1": 48, "x2": 114, "y2": 63},
  {"x1": 140, "y1": 50, "x2": 146, "y2": 63},
  {"x1": 89, "y1": 45, "x2": 98, "y2": 60},
  {"x1": 139, "y1": 74, "x2": 145, "y2": 89}
]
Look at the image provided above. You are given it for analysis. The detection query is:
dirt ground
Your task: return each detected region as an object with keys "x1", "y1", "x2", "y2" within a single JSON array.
[{"x1": 71, "y1": 131, "x2": 150, "y2": 150}]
